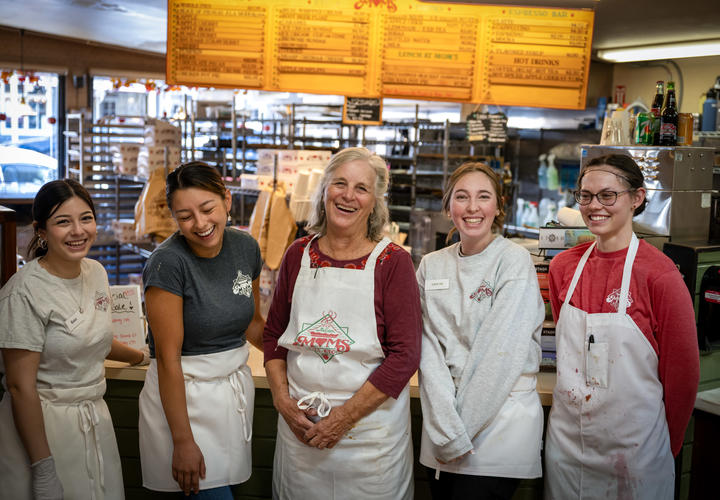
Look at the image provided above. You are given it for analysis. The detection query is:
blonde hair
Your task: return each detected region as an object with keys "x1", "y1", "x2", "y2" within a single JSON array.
[
  {"x1": 305, "y1": 147, "x2": 389, "y2": 241},
  {"x1": 442, "y1": 162, "x2": 505, "y2": 242}
]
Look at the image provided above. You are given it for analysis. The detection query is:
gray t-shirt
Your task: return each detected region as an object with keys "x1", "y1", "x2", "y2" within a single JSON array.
[
  {"x1": 143, "y1": 227, "x2": 262, "y2": 356},
  {"x1": 0, "y1": 258, "x2": 112, "y2": 390}
]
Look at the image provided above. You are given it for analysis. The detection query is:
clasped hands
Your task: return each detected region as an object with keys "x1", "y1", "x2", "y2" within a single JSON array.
[{"x1": 277, "y1": 395, "x2": 353, "y2": 450}]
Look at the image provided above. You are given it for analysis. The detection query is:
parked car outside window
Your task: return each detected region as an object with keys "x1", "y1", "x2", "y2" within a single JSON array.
[{"x1": 0, "y1": 146, "x2": 58, "y2": 201}]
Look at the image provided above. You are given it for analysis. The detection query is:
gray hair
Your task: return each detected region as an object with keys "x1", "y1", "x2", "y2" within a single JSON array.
[{"x1": 305, "y1": 147, "x2": 389, "y2": 241}]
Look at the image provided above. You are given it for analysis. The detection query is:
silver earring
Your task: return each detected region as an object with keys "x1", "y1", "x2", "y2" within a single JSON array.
[{"x1": 38, "y1": 237, "x2": 47, "y2": 249}]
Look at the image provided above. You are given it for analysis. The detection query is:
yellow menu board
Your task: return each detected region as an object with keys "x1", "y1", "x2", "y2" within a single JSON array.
[{"x1": 167, "y1": 0, "x2": 594, "y2": 110}]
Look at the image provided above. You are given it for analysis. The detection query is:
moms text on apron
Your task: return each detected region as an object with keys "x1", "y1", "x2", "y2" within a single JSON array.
[
  {"x1": 139, "y1": 344, "x2": 254, "y2": 491},
  {"x1": 273, "y1": 236, "x2": 414, "y2": 500},
  {"x1": 545, "y1": 234, "x2": 674, "y2": 500}
]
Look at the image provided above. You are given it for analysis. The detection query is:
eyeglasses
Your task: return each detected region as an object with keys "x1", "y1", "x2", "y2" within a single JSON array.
[{"x1": 574, "y1": 189, "x2": 632, "y2": 206}]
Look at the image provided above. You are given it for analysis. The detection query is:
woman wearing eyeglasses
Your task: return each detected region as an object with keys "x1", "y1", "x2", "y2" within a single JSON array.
[{"x1": 544, "y1": 154, "x2": 699, "y2": 500}]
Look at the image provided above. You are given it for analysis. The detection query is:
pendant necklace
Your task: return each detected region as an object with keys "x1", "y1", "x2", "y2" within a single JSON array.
[
  {"x1": 70, "y1": 270, "x2": 86, "y2": 314},
  {"x1": 41, "y1": 258, "x2": 86, "y2": 313}
]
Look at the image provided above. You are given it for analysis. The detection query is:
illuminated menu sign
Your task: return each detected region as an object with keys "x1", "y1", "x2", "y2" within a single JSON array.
[{"x1": 167, "y1": 0, "x2": 594, "y2": 110}]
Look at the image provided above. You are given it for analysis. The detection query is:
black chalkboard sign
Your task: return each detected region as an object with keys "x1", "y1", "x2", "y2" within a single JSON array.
[
  {"x1": 343, "y1": 97, "x2": 383, "y2": 125},
  {"x1": 466, "y1": 111, "x2": 508, "y2": 144}
]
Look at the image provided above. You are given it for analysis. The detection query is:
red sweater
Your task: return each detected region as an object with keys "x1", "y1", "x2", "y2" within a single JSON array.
[
  {"x1": 549, "y1": 240, "x2": 699, "y2": 456},
  {"x1": 262, "y1": 236, "x2": 422, "y2": 399}
]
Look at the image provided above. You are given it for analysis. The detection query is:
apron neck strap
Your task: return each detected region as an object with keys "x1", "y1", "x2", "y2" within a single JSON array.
[
  {"x1": 300, "y1": 235, "x2": 391, "y2": 273},
  {"x1": 364, "y1": 237, "x2": 391, "y2": 273},
  {"x1": 565, "y1": 241, "x2": 596, "y2": 303},
  {"x1": 617, "y1": 233, "x2": 639, "y2": 315},
  {"x1": 300, "y1": 234, "x2": 321, "y2": 268}
]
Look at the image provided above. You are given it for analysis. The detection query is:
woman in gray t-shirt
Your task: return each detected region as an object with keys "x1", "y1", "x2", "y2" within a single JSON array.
[
  {"x1": 139, "y1": 162, "x2": 264, "y2": 499},
  {"x1": 0, "y1": 179, "x2": 148, "y2": 500}
]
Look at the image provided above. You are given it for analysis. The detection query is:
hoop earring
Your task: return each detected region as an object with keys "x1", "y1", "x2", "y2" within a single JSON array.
[{"x1": 38, "y1": 237, "x2": 47, "y2": 249}]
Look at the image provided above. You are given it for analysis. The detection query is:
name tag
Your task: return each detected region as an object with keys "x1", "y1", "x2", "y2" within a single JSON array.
[
  {"x1": 425, "y1": 278, "x2": 450, "y2": 291},
  {"x1": 65, "y1": 311, "x2": 83, "y2": 332}
]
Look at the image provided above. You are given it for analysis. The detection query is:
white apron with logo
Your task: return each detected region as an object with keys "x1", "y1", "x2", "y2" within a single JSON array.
[
  {"x1": 138, "y1": 344, "x2": 254, "y2": 491},
  {"x1": 273, "y1": 236, "x2": 413, "y2": 500},
  {"x1": 545, "y1": 234, "x2": 674, "y2": 499}
]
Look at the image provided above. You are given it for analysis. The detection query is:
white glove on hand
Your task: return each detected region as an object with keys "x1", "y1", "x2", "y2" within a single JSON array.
[{"x1": 31, "y1": 456, "x2": 64, "y2": 500}]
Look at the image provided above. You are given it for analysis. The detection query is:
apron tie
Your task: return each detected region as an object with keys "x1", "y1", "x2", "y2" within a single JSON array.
[
  {"x1": 297, "y1": 392, "x2": 331, "y2": 418},
  {"x1": 78, "y1": 400, "x2": 104, "y2": 500},
  {"x1": 229, "y1": 370, "x2": 252, "y2": 442}
]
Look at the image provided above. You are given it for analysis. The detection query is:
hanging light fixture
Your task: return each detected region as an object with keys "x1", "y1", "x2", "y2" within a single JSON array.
[{"x1": 15, "y1": 29, "x2": 36, "y2": 117}]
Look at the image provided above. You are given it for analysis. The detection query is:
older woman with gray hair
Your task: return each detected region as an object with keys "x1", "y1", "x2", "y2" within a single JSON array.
[{"x1": 263, "y1": 147, "x2": 421, "y2": 500}]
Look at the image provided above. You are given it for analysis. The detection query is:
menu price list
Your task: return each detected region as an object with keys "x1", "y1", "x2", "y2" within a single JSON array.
[
  {"x1": 381, "y1": 13, "x2": 478, "y2": 101},
  {"x1": 482, "y1": 13, "x2": 592, "y2": 108},
  {"x1": 166, "y1": 1, "x2": 594, "y2": 109},
  {"x1": 168, "y1": 2, "x2": 266, "y2": 88},
  {"x1": 272, "y1": 8, "x2": 372, "y2": 96}
]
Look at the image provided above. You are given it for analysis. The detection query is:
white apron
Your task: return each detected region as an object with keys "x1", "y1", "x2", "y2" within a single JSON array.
[
  {"x1": 545, "y1": 234, "x2": 674, "y2": 500},
  {"x1": 0, "y1": 379, "x2": 124, "y2": 500},
  {"x1": 138, "y1": 344, "x2": 254, "y2": 491},
  {"x1": 419, "y1": 375, "x2": 543, "y2": 478},
  {"x1": 273, "y1": 236, "x2": 414, "y2": 500}
]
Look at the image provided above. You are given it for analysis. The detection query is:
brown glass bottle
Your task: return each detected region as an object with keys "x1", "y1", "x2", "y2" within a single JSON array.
[
  {"x1": 650, "y1": 81, "x2": 664, "y2": 145},
  {"x1": 660, "y1": 81, "x2": 678, "y2": 146}
]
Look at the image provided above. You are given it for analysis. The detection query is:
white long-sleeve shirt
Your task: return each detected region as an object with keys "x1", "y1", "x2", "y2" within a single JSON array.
[{"x1": 417, "y1": 236, "x2": 544, "y2": 465}]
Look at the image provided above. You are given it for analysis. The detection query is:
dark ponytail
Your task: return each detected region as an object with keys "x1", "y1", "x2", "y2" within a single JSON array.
[{"x1": 165, "y1": 161, "x2": 226, "y2": 211}]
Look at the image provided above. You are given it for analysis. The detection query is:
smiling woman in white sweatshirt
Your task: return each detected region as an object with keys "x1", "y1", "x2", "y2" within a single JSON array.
[{"x1": 417, "y1": 162, "x2": 545, "y2": 500}]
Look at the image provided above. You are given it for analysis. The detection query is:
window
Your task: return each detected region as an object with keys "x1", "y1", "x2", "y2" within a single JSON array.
[{"x1": 0, "y1": 71, "x2": 59, "y2": 201}]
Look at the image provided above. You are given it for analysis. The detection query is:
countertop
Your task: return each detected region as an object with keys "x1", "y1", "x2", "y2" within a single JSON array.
[
  {"x1": 105, "y1": 347, "x2": 557, "y2": 405},
  {"x1": 695, "y1": 388, "x2": 720, "y2": 416}
]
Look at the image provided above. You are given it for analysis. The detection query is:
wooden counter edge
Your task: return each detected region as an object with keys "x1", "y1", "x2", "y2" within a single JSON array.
[{"x1": 105, "y1": 348, "x2": 557, "y2": 405}]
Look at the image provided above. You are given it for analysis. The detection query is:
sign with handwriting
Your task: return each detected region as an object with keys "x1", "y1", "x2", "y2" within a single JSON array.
[
  {"x1": 466, "y1": 112, "x2": 508, "y2": 143},
  {"x1": 110, "y1": 285, "x2": 146, "y2": 350},
  {"x1": 167, "y1": 0, "x2": 594, "y2": 109},
  {"x1": 343, "y1": 97, "x2": 383, "y2": 124}
]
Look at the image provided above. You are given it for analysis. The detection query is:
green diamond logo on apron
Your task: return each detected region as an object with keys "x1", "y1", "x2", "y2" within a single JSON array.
[{"x1": 293, "y1": 310, "x2": 355, "y2": 363}]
